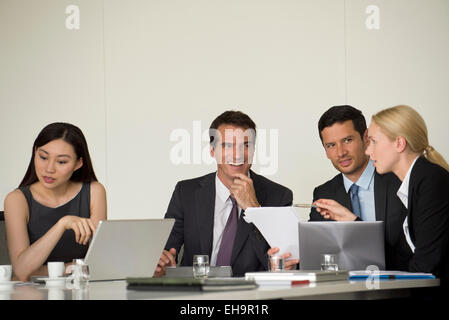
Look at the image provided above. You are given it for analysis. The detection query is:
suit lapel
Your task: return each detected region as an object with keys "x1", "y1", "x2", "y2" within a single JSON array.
[
  {"x1": 374, "y1": 173, "x2": 387, "y2": 222},
  {"x1": 196, "y1": 173, "x2": 216, "y2": 256},
  {"x1": 407, "y1": 183, "x2": 415, "y2": 235},
  {"x1": 230, "y1": 171, "x2": 265, "y2": 264},
  {"x1": 336, "y1": 174, "x2": 351, "y2": 210},
  {"x1": 406, "y1": 157, "x2": 424, "y2": 242}
]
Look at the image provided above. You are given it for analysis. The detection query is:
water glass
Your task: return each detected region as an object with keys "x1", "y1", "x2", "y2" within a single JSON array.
[
  {"x1": 268, "y1": 255, "x2": 285, "y2": 272},
  {"x1": 68, "y1": 259, "x2": 90, "y2": 289},
  {"x1": 321, "y1": 254, "x2": 339, "y2": 271},
  {"x1": 193, "y1": 255, "x2": 210, "y2": 279}
]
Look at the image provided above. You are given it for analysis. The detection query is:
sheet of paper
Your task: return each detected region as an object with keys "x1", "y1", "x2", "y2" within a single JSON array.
[{"x1": 244, "y1": 207, "x2": 300, "y2": 260}]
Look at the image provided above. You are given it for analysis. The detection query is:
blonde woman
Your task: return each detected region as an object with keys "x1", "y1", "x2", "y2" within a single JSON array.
[{"x1": 364, "y1": 105, "x2": 449, "y2": 280}]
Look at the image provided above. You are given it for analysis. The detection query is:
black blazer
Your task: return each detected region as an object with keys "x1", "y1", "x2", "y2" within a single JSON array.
[
  {"x1": 309, "y1": 171, "x2": 409, "y2": 270},
  {"x1": 164, "y1": 170, "x2": 293, "y2": 277},
  {"x1": 405, "y1": 157, "x2": 449, "y2": 283}
]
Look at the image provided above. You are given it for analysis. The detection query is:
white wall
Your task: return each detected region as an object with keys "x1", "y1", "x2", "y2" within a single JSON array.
[
  {"x1": 1, "y1": 0, "x2": 448, "y2": 222},
  {"x1": 0, "y1": 0, "x2": 107, "y2": 204}
]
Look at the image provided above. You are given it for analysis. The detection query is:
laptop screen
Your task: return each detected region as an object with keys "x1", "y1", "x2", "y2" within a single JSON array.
[
  {"x1": 85, "y1": 219, "x2": 175, "y2": 281},
  {"x1": 298, "y1": 221, "x2": 385, "y2": 271}
]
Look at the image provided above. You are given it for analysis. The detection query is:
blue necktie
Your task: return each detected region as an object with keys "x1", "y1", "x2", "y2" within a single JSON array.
[
  {"x1": 216, "y1": 197, "x2": 239, "y2": 266},
  {"x1": 349, "y1": 184, "x2": 361, "y2": 218}
]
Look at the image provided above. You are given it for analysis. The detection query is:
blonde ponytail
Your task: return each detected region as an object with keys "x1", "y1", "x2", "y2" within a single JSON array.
[{"x1": 425, "y1": 145, "x2": 449, "y2": 172}]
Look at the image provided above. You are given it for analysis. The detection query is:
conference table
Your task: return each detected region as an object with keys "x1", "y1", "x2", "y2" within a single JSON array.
[{"x1": 1, "y1": 277, "x2": 440, "y2": 300}]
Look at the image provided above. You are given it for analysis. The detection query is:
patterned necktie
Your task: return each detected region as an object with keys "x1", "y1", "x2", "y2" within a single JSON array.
[
  {"x1": 216, "y1": 196, "x2": 239, "y2": 266},
  {"x1": 349, "y1": 183, "x2": 361, "y2": 218}
]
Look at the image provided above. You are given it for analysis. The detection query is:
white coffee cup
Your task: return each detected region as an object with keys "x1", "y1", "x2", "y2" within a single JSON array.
[
  {"x1": 0, "y1": 265, "x2": 12, "y2": 282},
  {"x1": 47, "y1": 262, "x2": 65, "y2": 279},
  {"x1": 48, "y1": 288, "x2": 65, "y2": 300}
]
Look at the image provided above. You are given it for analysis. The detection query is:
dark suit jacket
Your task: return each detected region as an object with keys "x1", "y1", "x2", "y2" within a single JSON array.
[
  {"x1": 308, "y1": 171, "x2": 410, "y2": 270},
  {"x1": 405, "y1": 157, "x2": 449, "y2": 284},
  {"x1": 164, "y1": 170, "x2": 293, "y2": 277}
]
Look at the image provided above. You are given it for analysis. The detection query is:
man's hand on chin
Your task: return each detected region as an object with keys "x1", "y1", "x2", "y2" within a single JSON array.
[{"x1": 230, "y1": 173, "x2": 260, "y2": 210}]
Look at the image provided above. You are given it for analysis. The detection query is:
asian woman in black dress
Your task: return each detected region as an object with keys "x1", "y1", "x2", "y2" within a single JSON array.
[{"x1": 4, "y1": 122, "x2": 107, "y2": 281}]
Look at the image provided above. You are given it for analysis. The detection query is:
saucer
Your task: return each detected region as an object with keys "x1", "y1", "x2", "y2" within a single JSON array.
[
  {"x1": 37, "y1": 277, "x2": 68, "y2": 288},
  {"x1": 0, "y1": 281, "x2": 20, "y2": 291}
]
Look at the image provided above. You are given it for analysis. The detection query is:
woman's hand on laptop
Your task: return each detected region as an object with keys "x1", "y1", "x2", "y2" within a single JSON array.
[
  {"x1": 313, "y1": 199, "x2": 357, "y2": 221},
  {"x1": 57, "y1": 216, "x2": 96, "y2": 245},
  {"x1": 153, "y1": 248, "x2": 177, "y2": 277},
  {"x1": 267, "y1": 247, "x2": 299, "y2": 270}
]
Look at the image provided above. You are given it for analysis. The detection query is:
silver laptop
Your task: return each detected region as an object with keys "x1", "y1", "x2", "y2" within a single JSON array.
[
  {"x1": 298, "y1": 221, "x2": 385, "y2": 271},
  {"x1": 84, "y1": 219, "x2": 175, "y2": 281}
]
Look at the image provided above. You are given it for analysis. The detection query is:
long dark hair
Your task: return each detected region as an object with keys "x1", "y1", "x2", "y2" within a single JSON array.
[{"x1": 19, "y1": 122, "x2": 98, "y2": 187}]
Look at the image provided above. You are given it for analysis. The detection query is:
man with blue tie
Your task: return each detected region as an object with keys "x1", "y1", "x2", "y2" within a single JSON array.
[
  {"x1": 155, "y1": 110, "x2": 293, "y2": 277},
  {"x1": 309, "y1": 106, "x2": 410, "y2": 270}
]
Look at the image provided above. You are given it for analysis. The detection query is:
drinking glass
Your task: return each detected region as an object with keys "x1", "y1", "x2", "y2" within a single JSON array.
[{"x1": 193, "y1": 255, "x2": 210, "y2": 279}]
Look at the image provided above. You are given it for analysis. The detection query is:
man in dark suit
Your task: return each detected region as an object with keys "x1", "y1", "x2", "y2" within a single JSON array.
[
  {"x1": 310, "y1": 105, "x2": 409, "y2": 270},
  {"x1": 155, "y1": 111, "x2": 294, "y2": 277}
]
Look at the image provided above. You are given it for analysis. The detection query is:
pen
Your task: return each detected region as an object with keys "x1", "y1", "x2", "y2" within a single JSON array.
[{"x1": 293, "y1": 204, "x2": 317, "y2": 208}]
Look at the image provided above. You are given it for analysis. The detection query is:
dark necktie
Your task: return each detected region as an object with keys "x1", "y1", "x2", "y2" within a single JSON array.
[
  {"x1": 349, "y1": 183, "x2": 361, "y2": 218},
  {"x1": 216, "y1": 196, "x2": 239, "y2": 266}
]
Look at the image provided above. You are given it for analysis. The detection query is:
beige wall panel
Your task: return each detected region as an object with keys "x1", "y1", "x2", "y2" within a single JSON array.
[
  {"x1": 104, "y1": 0, "x2": 346, "y2": 219},
  {"x1": 345, "y1": 0, "x2": 449, "y2": 158},
  {"x1": 0, "y1": 0, "x2": 106, "y2": 209}
]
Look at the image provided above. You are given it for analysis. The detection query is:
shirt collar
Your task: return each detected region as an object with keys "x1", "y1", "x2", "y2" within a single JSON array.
[
  {"x1": 215, "y1": 173, "x2": 231, "y2": 203},
  {"x1": 343, "y1": 160, "x2": 376, "y2": 192},
  {"x1": 397, "y1": 156, "x2": 420, "y2": 208}
]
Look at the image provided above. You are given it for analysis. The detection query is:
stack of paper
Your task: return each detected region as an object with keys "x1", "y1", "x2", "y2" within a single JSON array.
[
  {"x1": 245, "y1": 270, "x2": 349, "y2": 286},
  {"x1": 244, "y1": 207, "x2": 300, "y2": 260}
]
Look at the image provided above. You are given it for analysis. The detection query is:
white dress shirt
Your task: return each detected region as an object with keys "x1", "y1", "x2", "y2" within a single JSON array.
[
  {"x1": 397, "y1": 156, "x2": 420, "y2": 253},
  {"x1": 210, "y1": 174, "x2": 242, "y2": 266}
]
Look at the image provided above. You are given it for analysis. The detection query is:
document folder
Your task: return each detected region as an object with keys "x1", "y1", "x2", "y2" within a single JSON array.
[{"x1": 126, "y1": 277, "x2": 258, "y2": 291}]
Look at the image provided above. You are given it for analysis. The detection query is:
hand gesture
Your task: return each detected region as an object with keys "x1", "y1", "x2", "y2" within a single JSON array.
[
  {"x1": 313, "y1": 199, "x2": 357, "y2": 221},
  {"x1": 267, "y1": 247, "x2": 299, "y2": 270},
  {"x1": 58, "y1": 215, "x2": 96, "y2": 245},
  {"x1": 153, "y1": 248, "x2": 177, "y2": 277},
  {"x1": 230, "y1": 174, "x2": 260, "y2": 210}
]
